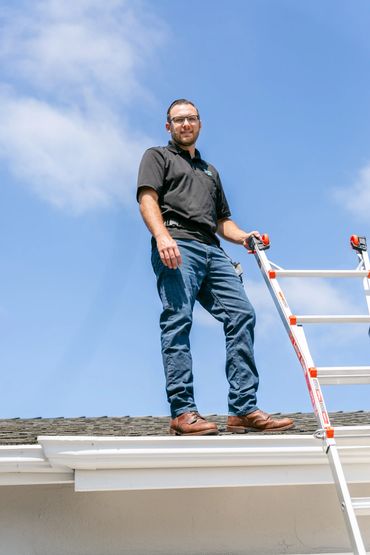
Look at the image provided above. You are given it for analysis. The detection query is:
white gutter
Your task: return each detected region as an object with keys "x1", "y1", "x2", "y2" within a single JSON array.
[
  {"x1": 0, "y1": 434, "x2": 369, "y2": 491},
  {"x1": 0, "y1": 445, "x2": 74, "y2": 485},
  {"x1": 39, "y1": 434, "x2": 327, "y2": 469},
  {"x1": 40, "y1": 434, "x2": 370, "y2": 491}
]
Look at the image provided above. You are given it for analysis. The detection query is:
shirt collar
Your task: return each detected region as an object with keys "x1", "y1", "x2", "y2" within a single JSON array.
[{"x1": 167, "y1": 140, "x2": 201, "y2": 160}]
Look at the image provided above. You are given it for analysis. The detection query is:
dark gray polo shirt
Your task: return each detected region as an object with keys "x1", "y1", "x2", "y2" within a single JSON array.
[{"x1": 137, "y1": 141, "x2": 231, "y2": 245}]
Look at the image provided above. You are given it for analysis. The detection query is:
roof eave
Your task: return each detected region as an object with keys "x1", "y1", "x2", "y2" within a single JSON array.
[{"x1": 1, "y1": 434, "x2": 370, "y2": 490}]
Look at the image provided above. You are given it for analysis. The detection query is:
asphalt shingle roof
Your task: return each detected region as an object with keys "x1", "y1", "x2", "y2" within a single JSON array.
[{"x1": 0, "y1": 411, "x2": 369, "y2": 445}]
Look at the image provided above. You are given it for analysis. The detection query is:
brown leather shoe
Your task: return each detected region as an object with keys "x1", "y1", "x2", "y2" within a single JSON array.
[
  {"x1": 227, "y1": 409, "x2": 294, "y2": 433},
  {"x1": 170, "y1": 412, "x2": 219, "y2": 436}
]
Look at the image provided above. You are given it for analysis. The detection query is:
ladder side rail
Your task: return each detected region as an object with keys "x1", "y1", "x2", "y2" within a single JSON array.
[
  {"x1": 359, "y1": 249, "x2": 370, "y2": 315},
  {"x1": 252, "y1": 248, "x2": 333, "y2": 433},
  {"x1": 352, "y1": 238, "x2": 370, "y2": 314},
  {"x1": 327, "y1": 445, "x2": 367, "y2": 554}
]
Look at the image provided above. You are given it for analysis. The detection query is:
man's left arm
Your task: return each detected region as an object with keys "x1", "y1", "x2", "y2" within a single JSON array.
[{"x1": 217, "y1": 218, "x2": 260, "y2": 249}]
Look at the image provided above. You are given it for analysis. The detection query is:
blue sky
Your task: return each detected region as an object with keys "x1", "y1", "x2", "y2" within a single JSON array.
[{"x1": 0, "y1": 0, "x2": 369, "y2": 418}]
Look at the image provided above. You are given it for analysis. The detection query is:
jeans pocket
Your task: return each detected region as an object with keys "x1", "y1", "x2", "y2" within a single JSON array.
[{"x1": 152, "y1": 248, "x2": 187, "y2": 310}]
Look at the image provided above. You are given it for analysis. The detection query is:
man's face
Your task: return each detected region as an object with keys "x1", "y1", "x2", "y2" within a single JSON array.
[{"x1": 166, "y1": 103, "x2": 201, "y2": 149}]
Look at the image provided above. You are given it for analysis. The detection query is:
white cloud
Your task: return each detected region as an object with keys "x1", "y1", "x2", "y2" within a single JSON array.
[
  {"x1": 281, "y1": 278, "x2": 359, "y2": 315},
  {"x1": 0, "y1": 0, "x2": 165, "y2": 213},
  {"x1": 246, "y1": 280, "x2": 277, "y2": 333},
  {"x1": 194, "y1": 277, "x2": 361, "y2": 333},
  {"x1": 247, "y1": 277, "x2": 365, "y2": 345},
  {"x1": 0, "y1": 93, "x2": 147, "y2": 212},
  {"x1": 334, "y1": 164, "x2": 370, "y2": 220},
  {"x1": 190, "y1": 277, "x2": 368, "y2": 363}
]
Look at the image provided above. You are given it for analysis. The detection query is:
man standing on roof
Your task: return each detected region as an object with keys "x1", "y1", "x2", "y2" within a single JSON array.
[{"x1": 137, "y1": 99, "x2": 294, "y2": 436}]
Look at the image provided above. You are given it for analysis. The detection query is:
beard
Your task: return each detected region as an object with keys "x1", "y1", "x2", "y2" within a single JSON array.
[{"x1": 171, "y1": 126, "x2": 200, "y2": 149}]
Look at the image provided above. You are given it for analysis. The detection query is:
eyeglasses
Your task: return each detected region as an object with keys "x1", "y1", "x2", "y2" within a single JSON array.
[{"x1": 170, "y1": 115, "x2": 199, "y2": 125}]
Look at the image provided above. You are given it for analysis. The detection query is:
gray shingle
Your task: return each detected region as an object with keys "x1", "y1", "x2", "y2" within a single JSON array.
[{"x1": 0, "y1": 412, "x2": 369, "y2": 445}]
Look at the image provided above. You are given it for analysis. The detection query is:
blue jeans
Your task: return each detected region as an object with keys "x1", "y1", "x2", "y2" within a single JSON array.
[{"x1": 151, "y1": 239, "x2": 259, "y2": 418}]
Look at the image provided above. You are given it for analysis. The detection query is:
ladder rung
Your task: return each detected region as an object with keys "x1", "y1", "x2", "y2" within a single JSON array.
[
  {"x1": 351, "y1": 497, "x2": 370, "y2": 516},
  {"x1": 317, "y1": 366, "x2": 370, "y2": 385},
  {"x1": 293, "y1": 315, "x2": 370, "y2": 324},
  {"x1": 274, "y1": 269, "x2": 370, "y2": 278}
]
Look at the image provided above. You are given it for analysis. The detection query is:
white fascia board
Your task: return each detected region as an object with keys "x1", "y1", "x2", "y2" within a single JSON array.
[
  {"x1": 75, "y1": 464, "x2": 333, "y2": 492},
  {"x1": 75, "y1": 461, "x2": 370, "y2": 492},
  {"x1": 0, "y1": 445, "x2": 73, "y2": 486},
  {"x1": 36, "y1": 434, "x2": 370, "y2": 492}
]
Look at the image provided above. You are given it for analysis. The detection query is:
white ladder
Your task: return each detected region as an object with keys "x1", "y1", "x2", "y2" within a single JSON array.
[{"x1": 248, "y1": 234, "x2": 370, "y2": 555}]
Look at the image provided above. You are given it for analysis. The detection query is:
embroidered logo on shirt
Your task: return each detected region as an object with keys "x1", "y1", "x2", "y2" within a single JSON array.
[{"x1": 203, "y1": 169, "x2": 213, "y2": 177}]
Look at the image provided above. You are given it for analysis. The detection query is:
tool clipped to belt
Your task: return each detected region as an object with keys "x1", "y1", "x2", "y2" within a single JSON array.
[
  {"x1": 164, "y1": 219, "x2": 244, "y2": 281},
  {"x1": 164, "y1": 219, "x2": 182, "y2": 228},
  {"x1": 233, "y1": 261, "x2": 243, "y2": 279}
]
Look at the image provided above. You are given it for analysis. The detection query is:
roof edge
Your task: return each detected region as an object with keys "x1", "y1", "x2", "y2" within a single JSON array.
[{"x1": 1, "y1": 434, "x2": 370, "y2": 490}]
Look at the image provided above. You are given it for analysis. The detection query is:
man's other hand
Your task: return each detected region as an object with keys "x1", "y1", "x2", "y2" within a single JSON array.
[{"x1": 242, "y1": 230, "x2": 261, "y2": 249}]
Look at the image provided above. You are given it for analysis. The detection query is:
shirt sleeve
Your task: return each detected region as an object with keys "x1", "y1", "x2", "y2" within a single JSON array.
[{"x1": 136, "y1": 147, "x2": 166, "y2": 202}]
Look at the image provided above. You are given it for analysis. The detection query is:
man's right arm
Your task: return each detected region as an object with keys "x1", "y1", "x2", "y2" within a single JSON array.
[{"x1": 138, "y1": 188, "x2": 182, "y2": 269}]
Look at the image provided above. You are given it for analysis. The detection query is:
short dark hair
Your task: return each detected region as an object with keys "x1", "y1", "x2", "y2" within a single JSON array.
[{"x1": 166, "y1": 99, "x2": 199, "y2": 122}]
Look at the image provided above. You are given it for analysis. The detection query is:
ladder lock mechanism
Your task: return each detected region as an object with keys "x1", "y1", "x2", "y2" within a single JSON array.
[{"x1": 350, "y1": 235, "x2": 367, "y2": 252}]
